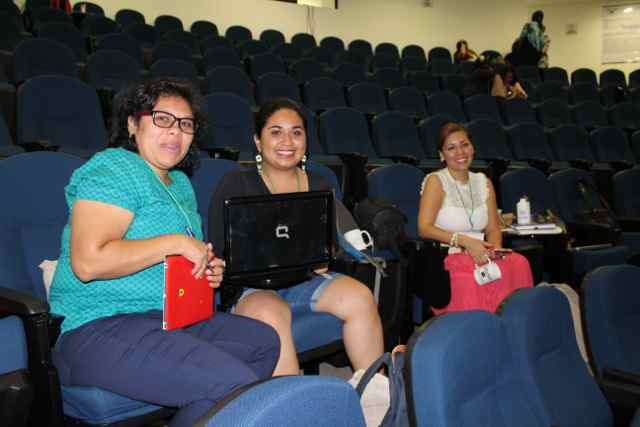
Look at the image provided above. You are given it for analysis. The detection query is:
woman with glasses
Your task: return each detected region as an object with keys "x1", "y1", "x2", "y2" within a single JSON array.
[{"x1": 48, "y1": 78, "x2": 280, "y2": 427}]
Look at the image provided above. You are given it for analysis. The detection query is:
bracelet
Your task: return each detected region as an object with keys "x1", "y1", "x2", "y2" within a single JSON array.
[{"x1": 449, "y1": 232, "x2": 459, "y2": 247}]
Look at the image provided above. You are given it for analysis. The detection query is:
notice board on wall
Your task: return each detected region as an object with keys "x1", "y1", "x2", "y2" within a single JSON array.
[{"x1": 602, "y1": 4, "x2": 640, "y2": 63}]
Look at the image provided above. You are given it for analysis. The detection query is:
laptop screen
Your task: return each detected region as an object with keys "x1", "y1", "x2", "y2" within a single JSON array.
[{"x1": 223, "y1": 190, "x2": 335, "y2": 287}]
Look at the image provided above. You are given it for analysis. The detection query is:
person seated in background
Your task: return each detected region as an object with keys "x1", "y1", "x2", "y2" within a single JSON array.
[
  {"x1": 208, "y1": 98, "x2": 384, "y2": 376},
  {"x1": 491, "y1": 63, "x2": 528, "y2": 99},
  {"x1": 417, "y1": 122, "x2": 533, "y2": 314},
  {"x1": 454, "y1": 39, "x2": 479, "y2": 63},
  {"x1": 48, "y1": 78, "x2": 280, "y2": 427}
]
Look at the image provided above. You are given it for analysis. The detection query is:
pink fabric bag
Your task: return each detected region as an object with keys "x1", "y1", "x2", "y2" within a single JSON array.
[{"x1": 432, "y1": 252, "x2": 533, "y2": 315}]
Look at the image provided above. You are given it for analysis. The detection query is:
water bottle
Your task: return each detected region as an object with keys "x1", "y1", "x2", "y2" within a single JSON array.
[{"x1": 516, "y1": 196, "x2": 531, "y2": 225}]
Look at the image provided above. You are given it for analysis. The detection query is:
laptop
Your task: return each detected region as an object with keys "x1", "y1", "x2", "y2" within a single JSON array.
[
  {"x1": 163, "y1": 255, "x2": 214, "y2": 330},
  {"x1": 223, "y1": 190, "x2": 335, "y2": 289}
]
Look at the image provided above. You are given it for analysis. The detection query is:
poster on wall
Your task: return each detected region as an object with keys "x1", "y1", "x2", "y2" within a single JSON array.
[{"x1": 602, "y1": 5, "x2": 640, "y2": 63}]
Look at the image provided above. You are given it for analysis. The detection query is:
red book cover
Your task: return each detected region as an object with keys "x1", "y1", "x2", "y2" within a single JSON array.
[{"x1": 163, "y1": 255, "x2": 214, "y2": 330}]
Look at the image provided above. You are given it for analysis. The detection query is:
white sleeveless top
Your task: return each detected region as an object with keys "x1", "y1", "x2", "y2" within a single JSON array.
[{"x1": 421, "y1": 168, "x2": 489, "y2": 251}]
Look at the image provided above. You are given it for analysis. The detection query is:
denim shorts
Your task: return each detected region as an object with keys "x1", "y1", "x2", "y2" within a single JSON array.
[{"x1": 231, "y1": 271, "x2": 344, "y2": 313}]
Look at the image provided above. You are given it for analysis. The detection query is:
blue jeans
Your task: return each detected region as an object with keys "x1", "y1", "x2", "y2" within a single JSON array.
[{"x1": 52, "y1": 310, "x2": 280, "y2": 427}]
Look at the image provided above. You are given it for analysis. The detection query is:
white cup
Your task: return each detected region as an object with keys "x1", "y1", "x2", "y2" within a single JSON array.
[
  {"x1": 474, "y1": 261, "x2": 502, "y2": 285},
  {"x1": 344, "y1": 229, "x2": 373, "y2": 251}
]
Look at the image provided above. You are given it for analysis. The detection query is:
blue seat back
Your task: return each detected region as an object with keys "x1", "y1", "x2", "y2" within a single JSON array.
[
  {"x1": 418, "y1": 114, "x2": 454, "y2": 159},
  {"x1": 151, "y1": 41, "x2": 192, "y2": 64},
  {"x1": 225, "y1": 25, "x2": 252, "y2": 46},
  {"x1": 291, "y1": 32, "x2": 317, "y2": 52},
  {"x1": 96, "y1": 33, "x2": 144, "y2": 66},
  {"x1": 572, "y1": 101, "x2": 608, "y2": 129},
  {"x1": 548, "y1": 124, "x2": 594, "y2": 162},
  {"x1": 590, "y1": 127, "x2": 635, "y2": 164},
  {"x1": 123, "y1": 23, "x2": 157, "y2": 48},
  {"x1": 259, "y1": 29, "x2": 285, "y2": 49},
  {"x1": 613, "y1": 166, "x2": 640, "y2": 216},
  {"x1": 427, "y1": 46, "x2": 451, "y2": 63},
  {"x1": 290, "y1": 59, "x2": 327, "y2": 84},
  {"x1": 534, "y1": 81, "x2": 568, "y2": 103},
  {"x1": 548, "y1": 168, "x2": 599, "y2": 223},
  {"x1": 543, "y1": 67, "x2": 569, "y2": 86},
  {"x1": 163, "y1": 30, "x2": 200, "y2": 56},
  {"x1": 535, "y1": 99, "x2": 571, "y2": 128},
  {"x1": 13, "y1": 38, "x2": 78, "y2": 83},
  {"x1": 201, "y1": 93, "x2": 255, "y2": 153},
  {"x1": 428, "y1": 91, "x2": 466, "y2": 123},
  {"x1": 569, "y1": 82, "x2": 599, "y2": 105},
  {"x1": 409, "y1": 70, "x2": 439, "y2": 94},
  {"x1": 402, "y1": 44, "x2": 426, "y2": 60},
  {"x1": 347, "y1": 82, "x2": 387, "y2": 115},
  {"x1": 375, "y1": 42, "x2": 400, "y2": 60},
  {"x1": 388, "y1": 86, "x2": 428, "y2": 118},
  {"x1": 320, "y1": 36, "x2": 344, "y2": 55},
  {"x1": 501, "y1": 98, "x2": 536, "y2": 125},
  {"x1": 348, "y1": 39, "x2": 373, "y2": 61},
  {"x1": 39, "y1": 22, "x2": 87, "y2": 62},
  {"x1": 203, "y1": 46, "x2": 243, "y2": 72},
  {"x1": 200, "y1": 36, "x2": 233, "y2": 55},
  {"x1": 318, "y1": 107, "x2": 376, "y2": 157},
  {"x1": 81, "y1": 15, "x2": 119, "y2": 38},
  {"x1": 115, "y1": 9, "x2": 145, "y2": 28},
  {"x1": 371, "y1": 111, "x2": 425, "y2": 160},
  {"x1": 248, "y1": 52, "x2": 286, "y2": 80},
  {"x1": 256, "y1": 72, "x2": 301, "y2": 105},
  {"x1": 600, "y1": 68, "x2": 626, "y2": 88},
  {"x1": 190, "y1": 20, "x2": 218, "y2": 39},
  {"x1": 86, "y1": 49, "x2": 141, "y2": 92},
  {"x1": 0, "y1": 316, "x2": 28, "y2": 374},
  {"x1": 373, "y1": 67, "x2": 406, "y2": 90},
  {"x1": 500, "y1": 167, "x2": 554, "y2": 215},
  {"x1": 500, "y1": 287, "x2": 613, "y2": 427},
  {"x1": 332, "y1": 63, "x2": 367, "y2": 86},
  {"x1": 467, "y1": 119, "x2": 512, "y2": 160},
  {"x1": 272, "y1": 43, "x2": 303, "y2": 65},
  {"x1": 150, "y1": 58, "x2": 198, "y2": 84},
  {"x1": 464, "y1": 94, "x2": 502, "y2": 123},
  {"x1": 205, "y1": 66, "x2": 255, "y2": 107},
  {"x1": 154, "y1": 14, "x2": 183, "y2": 36},
  {"x1": 507, "y1": 123, "x2": 553, "y2": 162},
  {"x1": 303, "y1": 77, "x2": 346, "y2": 112}
]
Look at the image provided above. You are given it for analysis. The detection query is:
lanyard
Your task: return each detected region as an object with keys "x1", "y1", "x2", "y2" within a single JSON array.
[{"x1": 149, "y1": 169, "x2": 196, "y2": 238}]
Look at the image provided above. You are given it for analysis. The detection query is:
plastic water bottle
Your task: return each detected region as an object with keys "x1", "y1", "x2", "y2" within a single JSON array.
[{"x1": 517, "y1": 196, "x2": 531, "y2": 225}]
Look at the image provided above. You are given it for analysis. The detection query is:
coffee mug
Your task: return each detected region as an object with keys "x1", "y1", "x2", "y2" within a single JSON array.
[
  {"x1": 344, "y1": 229, "x2": 373, "y2": 251},
  {"x1": 474, "y1": 260, "x2": 502, "y2": 285}
]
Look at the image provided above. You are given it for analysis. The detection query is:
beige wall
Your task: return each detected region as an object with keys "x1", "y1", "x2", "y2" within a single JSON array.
[{"x1": 89, "y1": 0, "x2": 639, "y2": 78}]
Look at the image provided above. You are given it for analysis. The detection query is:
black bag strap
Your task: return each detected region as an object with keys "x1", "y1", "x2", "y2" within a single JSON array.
[
  {"x1": 577, "y1": 178, "x2": 616, "y2": 216},
  {"x1": 355, "y1": 352, "x2": 392, "y2": 397}
]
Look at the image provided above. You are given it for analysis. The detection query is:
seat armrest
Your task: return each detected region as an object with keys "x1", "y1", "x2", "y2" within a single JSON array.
[
  {"x1": 527, "y1": 158, "x2": 552, "y2": 174},
  {"x1": 386, "y1": 155, "x2": 419, "y2": 167},
  {"x1": 609, "y1": 160, "x2": 633, "y2": 172},
  {"x1": 0, "y1": 287, "x2": 49, "y2": 316},
  {"x1": 617, "y1": 217, "x2": 640, "y2": 232},
  {"x1": 203, "y1": 147, "x2": 240, "y2": 161},
  {"x1": 19, "y1": 140, "x2": 59, "y2": 152},
  {"x1": 603, "y1": 368, "x2": 640, "y2": 387},
  {"x1": 569, "y1": 159, "x2": 594, "y2": 170}
]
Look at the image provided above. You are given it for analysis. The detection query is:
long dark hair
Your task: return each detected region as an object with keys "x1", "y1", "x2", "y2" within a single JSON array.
[
  {"x1": 254, "y1": 97, "x2": 308, "y2": 138},
  {"x1": 109, "y1": 78, "x2": 205, "y2": 176}
]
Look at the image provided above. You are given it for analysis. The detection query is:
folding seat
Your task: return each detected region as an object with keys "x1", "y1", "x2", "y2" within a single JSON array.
[
  {"x1": 569, "y1": 82, "x2": 599, "y2": 105},
  {"x1": 600, "y1": 68, "x2": 626, "y2": 88},
  {"x1": 331, "y1": 62, "x2": 367, "y2": 86},
  {"x1": 259, "y1": 29, "x2": 285, "y2": 49},
  {"x1": 534, "y1": 81, "x2": 568, "y2": 103},
  {"x1": 375, "y1": 42, "x2": 400, "y2": 60},
  {"x1": 535, "y1": 99, "x2": 572, "y2": 128},
  {"x1": 153, "y1": 14, "x2": 182, "y2": 38},
  {"x1": 571, "y1": 68, "x2": 598, "y2": 87},
  {"x1": 401, "y1": 44, "x2": 426, "y2": 60},
  {"x1": 515, "y1": 65, "x2": 541, "y2": 86},
  {"x1": 289, "y1": 58, "x2": 327, "y2": 84},
  {"x1": 17, "y1": 76, "x2": 108, "y2": 157},
  {"x1": 151, "y1": 41, "x2": 193, "y2": 65},
  {"x1": 543, "y1": 66, "x2": 569, "y2": 86},
  {"x1": 428, "y1": 58, "x2": 456, "y2": 77},
  {"x1": 200, "y1": 35, "x2": 233, "y2": 55},
  {"x1": 0, "y1": 315, "x2": 32, "y2": 426},
  {"x1": 202, "y1": 46, "x2": 243, "y2": 73},
  {"x1": 467, "y1": 119, "x2": 515, "y2": 162},
  {"x1": 205, "y1": 66, "x2": 256, "y2": 107},
  {"x1": 201, "y1": 93, "x2": 255, "y2": 157},
  {"x1": 72, "y1": 2, "x2": 104, "y2": 15},
  {"x1": 458, "y1": 59, "x2": 476, "y2": 77},
  {"x1": 500, "y1": 287, "x2": 631, "y2": 427},
  {"x1": 439, "y1": 74, "x2": 466, "y2": 98},
  {"x1": 408, "y1": 70, "x2": 440, "y2": 94},
  {"x1": 590, "y1": 127, "x2": 635, "y2": 170},
  {"x1": 39, "y1": 22, "x2": 87, "y2": 62},
  {"x1": 31, "y1": 7, "x2": 72, "y2": 33},
  {"x1": 347, "y1": 39, "x2": 373, "y2": 62},
  {"x1": 464, "y1": 93, "x2": 502, "y2": 123},
  {"x1": 318, "y1": 107, "x2": 378, "y2": 158},
  {"x1": 302, "y1": 77, "x2": 346, "y2": 112},
  {"x1": 370, "y1": 53, "x2": 400, "y2": 71},
  {"x1": 304, "y1": 46, "x2": 333, "y2": 67},
  {"x1": 346, "y1": 82, "x2": 387, "y2": 115},
  {"x1": 506, "y1": 123, "x2": 568, "y2": 172},
  {"x1": 418, "y1": 114, "x2": 454, "y2": 160},
  {"x1": 255, "y1": 72, "x2": 301, "y2": 105},
  {"x1": 0, "y1": 10, "x2": 24, "y2": 53},
  {"x1": 547, "y1": 124, "x2": 599, "y2": 167},
  {"x1": 271, "y1": 43, "x2": 303, "y2": 65},
  {"x1": 371, "y1": 111, "x2": 429, "y2": 167},
  {"x1": 291, "y1": 32, "x2": 317, "y2": 53},
  {"x1": 609, "y1": 102, "x2": 640, "y2": 131},
  {"x1": 85, "y1": 49, "x2": 141, "y2": 93},
  {"x1": 480, "y1": 49, "x2": 502, "y2": 62},
  {"x1": 163, "y1": 30, "x2": 200, "y2": 57},
  {"x1": 13, "y1": 38, "x2": 78, "y2": 84},
  {"x1": 236, "y1": 39, "x2": 269, "y2": 60},
  {"x1": 427, "y1": 46, "x2": 452, "y2": 63},
  {"x1": 629, "y1": 69, "x2": 640, "y2": 89},
  {"x1": 198, "y1": 376, "x2": 365, "y2": 426},
  {"x1": 406, "y1": 311, "x2": 545, "y2": 427},
  {"x1": 150, "y1": 59, "x2": 199, "y2": 85},
  {"x1": 500, "y1": 167, "x2": 556, "y2": 218},
  {"x1": 372, "y1": 67, "x2": 406, "y2": 90},
  {"x1": 115, "y1": 9, "x2": 145, "y2": 28},
  {"x1": 0, "y1": 113, "x2": 24, "y2": 157},
  {"x1": 600, "y1": 84, "x2": 625, "y2": 108},
  {"x1": 572, "y1": 101, "x2": 608, "y2": 130},
  {"x1": 319, "y1": 36, "x2": 345, "y2": 56},
  {"x1": 81, "y1": 15, "x2": 119, "y2": 39},
  {"x1": 501, "y1": 97, "x2": 537, "y2": 125},
  {"x1": 123, "y1": 22, "x2": 158, "y2": 48},
  {"x1": 388, "y1": 86, "x2": 428, "y2": 118},
  {"x1": 427, "y1": 91, "x2": 466, "y2": 123},
  {"x1": 225, "y1": 25, "x2": 252, "y2": 46},
  {"x1": 96, "y1": 33, "x2": 144, "y2": 66},
  {"x1": 247, "y1": 52, "x2": 285, "y2": 80},
  {"x1": 613, "y1": 166, "x2": 640, "y2": 218},
  {"x1": 400, "y1": 56, "x2": 427, "y2": 73},
  {"x1": 190, "y1": 20, "x2": 218, "y2": 40},
  {"x1": 299, "y1": 104, "x2": 325, "y2": 156}
]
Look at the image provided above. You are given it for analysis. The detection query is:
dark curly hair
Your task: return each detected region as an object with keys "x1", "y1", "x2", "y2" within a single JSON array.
[{"x1": 109, "y1": 78, "x2": 205, "y2": 176}]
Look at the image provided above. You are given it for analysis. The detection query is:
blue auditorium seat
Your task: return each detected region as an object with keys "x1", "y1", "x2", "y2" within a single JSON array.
[
  {"x1": 154, "y1": 14, "x2": 183, "y2": 36},
  {"x1": 96, "y1": 33, "x2": 144, "y2": 66},
  {"x1": 256, "y1": 72, "x2": 302, "y2": 105},
  {"x1": 0, "y1": 316, "x2": 32, "y2": 427},
  {"x1": 303, "y1": 77, "x2": 347, "y2": 112},
  {"x1": 123, "y1": 23, "x2": 158, "y2": 49},
  {"x1": 202, "y1": 46, "x2": 243, "y2": 72},
  {"x1": 427, "y1": 91, "x2": 466, "y2": 123},
  {"x1": 332, "y1": 62, "x2": 367, "y2": 87},
  {"x1": 259, "y1": 28, "x2": 285, "y2": 49},
  {"x1": 81, "y1": 15, "x2": 119, "y2": 39},
  {"x1": 543, "y1": 66, "x2": 569, "y2": 86},
  {"x1": 85, "y1": 49, "x2": 141, "y2": 92},
  {"x1": 225, "y1": 25, "x2": 252, "y2": 46},
  {"x1": 39, "y1": 22, "x2": 87, "y2": 62},
  {"x1": 290, "y1": 58, "x2": 327, "y2": 84},
  {"x1": 375, "y1": 42, "x2": 400, "y2": 60},
  {"x1": 347, "y1": 82, "x2": 388, "y2": 115},
  {"x1": 401, "y1": 44, "x2": 426, "y2": 60},
  {"x1": 291, "y1": 32, "x2": 317, "y2": 53},
  {"x1": 205, "y1": 66, "x2": 256, "y2": 106},
  {"x1": 571, "y1": 68, "x2": 598, "y2": 87},
  {"x1": 190, "y1": 20, "x2": 218, "y2": 39},
  {"x1": 237, "y1": 40, "x2": 269, "y2": 60},
  {"x1": 427, "y1": 46, "x2": 452, "y2": 63},
  {"x1": 347, "y1": 39, "x2": 373, "y2": 62},
  {"x1": 115, "y1": 9, "x2": 145, "y2": 28},
  {"x1": 13, "y1": 38, "x2": 78, "y2": 83},
  {"x1": 163, "y1": 30, "x2": 200, "y2": 56},
  {"x1": 372, "y1": 67, "x2": 406, "y2": 90},
  {"x1": 151, "y1": 41, "x2": 193, "y2": 65},
  {"x1": 247, "y1": 52, "x2": 286, "y2": 80},
  {"x1": 501, "y1": 98, "x2": 537, "y2": 125},
  {"x1": 201, "y1": 93, "x2": 255, "y2": 159},
  {"x1": 464, "y1": 93, "x2": 502, "y2": 123},
  {"x1": 388, "y1": 86, "x2": 428, "y2": 118},
  {"x1": 272, "y1": 43, "x2": 303, "y2": 66}
]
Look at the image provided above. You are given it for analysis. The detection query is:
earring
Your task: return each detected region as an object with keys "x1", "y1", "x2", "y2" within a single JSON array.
[
  {"x1": 255, "y1": 153, "x2": 263, "y2": 172},
  {"x1": 129, "y1": 134, "x2": 136, "y2": 146},
  {"x1": 301, "y1": 155, "x2": 307, "y2": 172},
  {"x1": 439, "y1": 155, "x2": 444, "y2": 162}
]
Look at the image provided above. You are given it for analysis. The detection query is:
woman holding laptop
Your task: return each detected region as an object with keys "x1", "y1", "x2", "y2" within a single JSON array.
[
  {"x1": 48, "y1": 78, "x2": 280, "y2": 427},
  {"x1": 209, "y1": 98, "x2": 384, "y2": 376}
]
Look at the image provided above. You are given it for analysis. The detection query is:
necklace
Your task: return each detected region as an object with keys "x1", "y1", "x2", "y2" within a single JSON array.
[
  {"x1": 451, "y1": 172, "x2": 475, "y2": 229},
  {"x1": 260, "y1": 168, "x2": 301, "y2": 193}
]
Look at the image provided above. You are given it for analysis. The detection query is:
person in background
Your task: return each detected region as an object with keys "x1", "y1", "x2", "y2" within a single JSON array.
[
  {"x1": 49, "y1": 78, "x2": 280, "y2": 427},
  {"x1": 491, "y1": 64, "x2": 528, "y2": 99},
  {"x1": 454, "y1": 39, "x2": 479, "y2": 63},
  {"x1": 517, "y1": 10, "x2": 546, "y2": 66}
]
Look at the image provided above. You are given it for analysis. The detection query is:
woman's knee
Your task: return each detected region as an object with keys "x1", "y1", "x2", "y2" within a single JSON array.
[
  {"x1": 319, "y1": 277, "x2": 378, "y2": 317},
  {"x1": 235, "y1": 292, "x2": 293, "y2": 332}
]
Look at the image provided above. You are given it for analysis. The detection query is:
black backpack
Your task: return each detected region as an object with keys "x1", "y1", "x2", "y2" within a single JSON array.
[{"x1": 354, "y1": 198, "x2": 408, "y2": 258}]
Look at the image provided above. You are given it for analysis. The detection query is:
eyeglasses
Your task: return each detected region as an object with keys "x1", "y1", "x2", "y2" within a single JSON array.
[{"x1": 137, "y1": 110, "x2": 199, "y2": 135}]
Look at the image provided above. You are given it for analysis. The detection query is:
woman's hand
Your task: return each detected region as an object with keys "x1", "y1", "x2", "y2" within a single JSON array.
[
  {"x1": 206, "y1": 252, "x2": 225, "y2": 289},
  {"x1": 462, "y1": 237, "x2": 495, "y2": 265},
  {"x1": 181, "y1": 238, "x2": 211, "y2": 279}
]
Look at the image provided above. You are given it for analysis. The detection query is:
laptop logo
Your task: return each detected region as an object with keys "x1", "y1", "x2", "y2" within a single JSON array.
[{"x1": 276, "y1": 225, "x2": 290, "y2": 239}]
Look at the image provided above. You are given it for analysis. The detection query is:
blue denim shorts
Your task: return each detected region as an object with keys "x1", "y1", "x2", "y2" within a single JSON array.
[{"x1": 231, "y1": 271, "x2": 344, "y2": 313}]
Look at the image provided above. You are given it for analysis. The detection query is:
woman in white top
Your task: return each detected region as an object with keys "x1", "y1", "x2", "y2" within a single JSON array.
[{"x1": 417, "y1": 121, "x2": 533, "y2": 313}]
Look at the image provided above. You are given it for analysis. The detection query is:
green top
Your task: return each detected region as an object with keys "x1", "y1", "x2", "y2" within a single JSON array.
[
  {"x1": 520, "y1": 21, "x2": 544, "y2": 52},
  {"x1": 49, "y1": 148, "x2": 203, "y2": 333}
]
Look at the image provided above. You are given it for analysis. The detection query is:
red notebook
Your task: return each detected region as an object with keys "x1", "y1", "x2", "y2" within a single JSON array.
[{"x1": 163, "y1": 255, "x2": 214, "y2": 330}]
